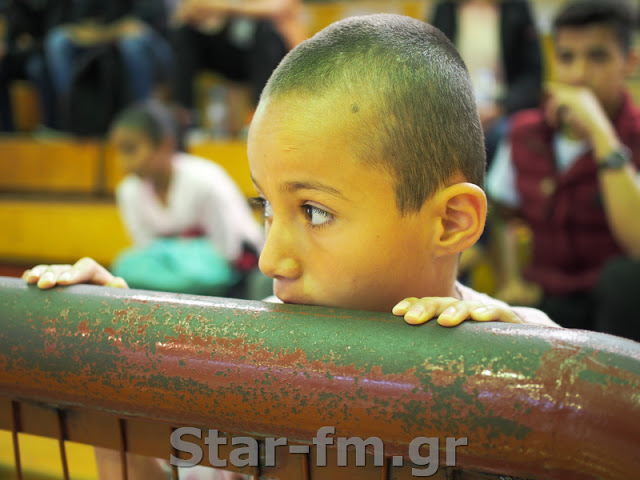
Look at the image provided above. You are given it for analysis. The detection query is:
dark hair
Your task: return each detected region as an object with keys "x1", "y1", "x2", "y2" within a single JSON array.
[
  {"x1": 110, "y1": 100, "x2": 176, "y2": 146},
  {"x1": 260, "y1": 14, "x2": 485, "y2": 215},
  {"x1": 553, "y1": 0, "x2": 638, "y2": 53}
]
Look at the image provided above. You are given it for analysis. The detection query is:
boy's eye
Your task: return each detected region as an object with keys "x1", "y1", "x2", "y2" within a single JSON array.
[
  {"x1": 303, "y1": 204, "x2": 333, "y2": 226},
  {"x1": 119, "y1": 140, "x2": 138, "y2": 155},
  {"x1": 250, "y1": 197, "x2": 273, "y2": 220},
  {"x1": 556, "y1": 51, "x2": 574, "y2": 64}
]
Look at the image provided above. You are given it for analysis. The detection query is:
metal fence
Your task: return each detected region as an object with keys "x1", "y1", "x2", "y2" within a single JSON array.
[{"x1": 1, "y1": 276, "x2": 639, "y2": 479}]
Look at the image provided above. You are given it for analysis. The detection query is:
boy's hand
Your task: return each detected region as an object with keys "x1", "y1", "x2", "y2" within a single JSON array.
[
  {"x1": 22, "y1": 257, "x2": 128, "y2": 290},
  {"x1": 392, "y1": 297, "x2": 521, "y2": 327},
  {"x1": 544, "y1": 82, "x2": 620, "y2": 151}
]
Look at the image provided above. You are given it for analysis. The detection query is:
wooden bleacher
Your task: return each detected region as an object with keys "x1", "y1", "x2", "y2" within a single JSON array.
[
  {"x1": 0, "y1": 0, "x2": 430, "y2": 275},
  {"x1": 0, "y1": 137, "x2": 257, "y2": 269}
]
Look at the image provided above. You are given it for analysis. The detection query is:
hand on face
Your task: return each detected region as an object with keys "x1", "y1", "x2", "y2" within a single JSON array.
[
  {"x1": 392, "y1": 296, "x2": 522, "y2": 327},
  {"x1": 23, "y1": 257, "x2": 128, "y2": 290},
  {"x1": 544, "y1": 81, "x2": 611, "y2": 140}
]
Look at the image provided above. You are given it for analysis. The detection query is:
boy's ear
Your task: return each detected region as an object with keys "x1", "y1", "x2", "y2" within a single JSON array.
[{"x1": 431, "y1": 183, "x2": 487, "y2": 257}]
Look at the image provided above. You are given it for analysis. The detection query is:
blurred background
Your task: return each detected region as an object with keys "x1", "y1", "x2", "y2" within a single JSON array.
[{"x1": 1, "y1": 0, "x2": 640, "y2": 476}]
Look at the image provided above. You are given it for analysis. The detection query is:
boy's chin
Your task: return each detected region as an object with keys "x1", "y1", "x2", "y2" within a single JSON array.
[{"x1": 278, "y1": 295, "x2": 392, "y2": 313}]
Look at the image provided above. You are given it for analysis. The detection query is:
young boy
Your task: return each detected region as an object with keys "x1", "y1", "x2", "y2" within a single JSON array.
[
  {"x1": 23, "y1": 12, "x2": 558, "y2": 479},
  {"x1": 24, "y1": 15, "x2": 556, "y2": 327}
]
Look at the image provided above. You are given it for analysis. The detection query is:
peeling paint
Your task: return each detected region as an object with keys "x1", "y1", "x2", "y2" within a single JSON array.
[{"x1": 1, "y1": 277, "x2": 640, "y2": 479}]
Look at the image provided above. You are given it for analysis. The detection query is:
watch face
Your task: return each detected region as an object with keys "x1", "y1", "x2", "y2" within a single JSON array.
[{"x1": 600, "y1": 148, "x2": 631, "y2": 170}]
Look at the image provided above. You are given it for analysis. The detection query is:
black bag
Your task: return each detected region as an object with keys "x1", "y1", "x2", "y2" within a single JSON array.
[{"x1": 67, "y1": 45, "x2": 130, "y2": 137}]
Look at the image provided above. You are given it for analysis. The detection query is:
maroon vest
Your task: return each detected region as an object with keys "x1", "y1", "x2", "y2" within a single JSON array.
[{"x1": 510, "y1": 93, "x2": 640, "y2": 295}]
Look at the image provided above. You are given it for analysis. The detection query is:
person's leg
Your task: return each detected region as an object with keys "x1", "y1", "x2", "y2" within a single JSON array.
[
  {"x1": 595, "y1": 257, "x2": 640, "y2": 341},
  {"x1": 25, "y1": 53, "x2": 59, "y2": 129},
  {"x1": 147, "y1": 30, "x2": 175, "y2": 90},
  {"x1": 44, "y1": 27, "x2": 88, "y2": 128},
  {"x1": 117, "y1": 33, "x2": 155, "y2": 101},
  {"x1": 44, "y1": 27, "x2": 83, "y2": 99},
  {"x1": 170, "y1": 25, "x2": 209, "y2": 112}
]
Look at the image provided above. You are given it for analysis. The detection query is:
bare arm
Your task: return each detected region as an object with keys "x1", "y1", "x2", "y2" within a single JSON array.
[{"x1": 546, "y1": 82, "x2": 640, "y2": 259}]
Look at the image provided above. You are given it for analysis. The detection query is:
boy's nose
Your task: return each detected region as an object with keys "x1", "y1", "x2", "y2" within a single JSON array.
[
  {"x1": 258, "y1": 220, "x2": 302, "y2": 280},
  {"x1": 567, "y1": 58, "x2": 587, "y2": 85}
]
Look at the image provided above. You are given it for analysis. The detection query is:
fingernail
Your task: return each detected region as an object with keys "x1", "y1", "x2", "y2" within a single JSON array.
[
  {"x1": 59, "y1": 272, "x2": 72, "y2": 282},
  {"x1": 441, "y1": 306, "x2": 456, "y2": 317},
  {"x1": 407, "y1": 304, "x2": 425, "y2": 318},
  {"x1": 38, "y1": 272, "x2": 54, "y2": 287},
  {"x1": 394, "y1": 300, "x2": 410, "y2": 310},
  {"x1": 474, "y1": 306, "x2": 489, "y2": 314},
  {"x1": 110, "y1": 277, "x2": 128, "y2": 289}
]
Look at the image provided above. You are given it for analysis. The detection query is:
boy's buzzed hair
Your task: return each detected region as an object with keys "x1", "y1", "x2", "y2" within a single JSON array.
[
  {"x1": 111, "y1": 100, "x2": 176, "y2": 146},
  {"x1": 553, "y1": 0, "x2": 638, "y2": 53},
  {"x1": 261, "y1": 14, "x2": 485, "y2": 214}
]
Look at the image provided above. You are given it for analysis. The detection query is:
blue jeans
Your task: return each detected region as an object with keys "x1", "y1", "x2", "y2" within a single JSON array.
[{"x1": 45, "y1": 26, "x2": 173, "y2": 101}]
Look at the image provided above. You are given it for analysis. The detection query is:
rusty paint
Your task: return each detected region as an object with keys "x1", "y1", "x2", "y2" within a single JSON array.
[{"x1": 1, "y1": 277, "x2": 640, "y2": 479}]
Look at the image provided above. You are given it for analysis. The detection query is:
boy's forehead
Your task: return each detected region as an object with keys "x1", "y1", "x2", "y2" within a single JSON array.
[
  {"x1": 248, "y1": 94, "x2": 393, "y2": 187},
  {"x1": 249, "y1": 94, "x2": 372, "y2": 156},
  {"x1": 555, "y1": 24, "x2": 623, "y2": 50}
]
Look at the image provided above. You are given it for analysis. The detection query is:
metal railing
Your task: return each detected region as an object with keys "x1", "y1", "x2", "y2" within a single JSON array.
[{"x1": 1, "y1": 276, "x2": 639, "y2": 479}]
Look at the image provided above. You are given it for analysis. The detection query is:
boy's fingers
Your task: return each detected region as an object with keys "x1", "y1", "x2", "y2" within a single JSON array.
[
  {"x1": 70, "y1": 257, "x2": 117, "y2": 286},
  {"x1": 23, "y1": 258, "x2": 119, "y2": 289},
  {"x1": 404, "y1": 302, "x2": 438, "y2": 325},
  {"x1": 24, "y1": 264, "x2": 49, "y2": 283},
  {"x1": 392, "y1": 297, "x2": 419, "y2": 315},
  {"x1": 106, "y1": 276, "x2": 129, "y2": 289},
  {"x1": 36, "y1": 271, "x2": 58, "y2": 289},
  {"x1": 496, "y1": 308, "x2": 522, "y2": 324},
  {"x1": 467, "y1": 305, "x2": 522, "y2": 324},
  {"x1": 402, "y1": 297, "x2": 458, "y2": 325},
  {"x1": 437, "y1": 301, "x2": 483, "y2": 327}
]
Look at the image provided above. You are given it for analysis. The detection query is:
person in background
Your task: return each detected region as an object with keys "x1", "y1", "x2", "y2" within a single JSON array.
[
  {"x1": 487, "y1": 0, "x2": 640, "y2": 340},
  {"x1": 44, "y1": 0, "x2": 174, "y2": 128},
  {"x1": 0, "y1": 0, "x2": 63, "y2": 132},
  {"x1": 430, "y1": 0, "x2": 543, "y2": 167},
  {"x1": 109, "y1": 100, "x2": 264, "y2": 297},
  {"x1": 430, "y1": 0, "x2": 544, "y2": 287},
  {"x1": 169, "y1": 0, "x2": 305, "y2": 133}
]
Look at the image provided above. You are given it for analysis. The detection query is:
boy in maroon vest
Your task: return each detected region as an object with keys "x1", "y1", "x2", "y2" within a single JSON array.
[{"x1": 487, "y1": 0, "x2": 640, "y2": 339}]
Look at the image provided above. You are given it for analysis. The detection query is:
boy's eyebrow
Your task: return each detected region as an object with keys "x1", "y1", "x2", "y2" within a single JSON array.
[
  {"x1": 281, "y1": 181, "x2": 347, "y2": 199},
  {"x1": 251, "y1": 176, "x2": 347, "y2": 200}
]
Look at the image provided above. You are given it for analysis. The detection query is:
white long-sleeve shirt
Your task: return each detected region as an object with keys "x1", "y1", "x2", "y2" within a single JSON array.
[{"x1": 116, "y1": 153, "x2": 264, "y2": 261}]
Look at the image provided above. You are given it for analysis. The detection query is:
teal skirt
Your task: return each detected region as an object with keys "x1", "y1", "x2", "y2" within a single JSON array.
[{"x1": 111, "y1": 237, "x2": 236, "y2": 296}]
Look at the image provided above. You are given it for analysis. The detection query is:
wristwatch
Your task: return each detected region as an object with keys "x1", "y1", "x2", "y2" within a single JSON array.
[{"x1": 597, "y1": 146, "x2": 631, "y2": 172}]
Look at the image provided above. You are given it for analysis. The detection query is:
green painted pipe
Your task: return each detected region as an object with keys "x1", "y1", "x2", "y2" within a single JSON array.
[{"x1": 0, "y1": 276, "x2": 639, "y2": 479}]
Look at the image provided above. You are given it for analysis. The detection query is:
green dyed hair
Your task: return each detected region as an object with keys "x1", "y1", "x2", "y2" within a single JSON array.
[{"x1": 261, "y1": 13, "x2": 486, "y2": 214}]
